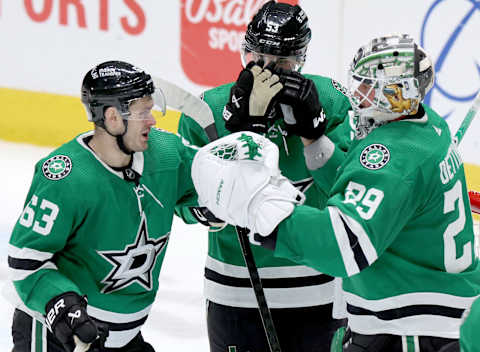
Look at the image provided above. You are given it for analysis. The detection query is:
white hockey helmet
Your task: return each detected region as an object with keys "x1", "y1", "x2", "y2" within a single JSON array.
[{"x1": 347, "y1": 34, "x2": 435, "y2": 123}]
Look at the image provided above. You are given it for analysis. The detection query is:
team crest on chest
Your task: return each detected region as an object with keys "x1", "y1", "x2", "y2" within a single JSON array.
[
  {"x1": 42, "y1": 155, "x2": 72, "y2": 180},
  {"x1": 360, "y1": 144, "x2": 390, "y2": 170},
  {"x1": 98, "y1": 213, "x2": 169, "y2": 294}
]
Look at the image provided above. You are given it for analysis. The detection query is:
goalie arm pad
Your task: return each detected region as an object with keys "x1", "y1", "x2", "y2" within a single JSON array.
[{"x1": 191, "y1": 131, "x2": 304, "y2": 236}]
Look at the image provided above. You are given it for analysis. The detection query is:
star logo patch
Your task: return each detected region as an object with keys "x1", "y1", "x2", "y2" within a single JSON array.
[
  {"x1": 360, "y1": 144, "x2": 390, "y2": 170},
  {"x1": 98, "y1": 213, "x2": 169, "y2": 294},
  {"x1": 42, "y1": 155, "x2": 72, "y2": 180}
]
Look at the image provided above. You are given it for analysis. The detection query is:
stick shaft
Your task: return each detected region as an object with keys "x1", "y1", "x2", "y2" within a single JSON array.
[{"x1": 454, "y1": 90, "x2": 480, "y2": 145}]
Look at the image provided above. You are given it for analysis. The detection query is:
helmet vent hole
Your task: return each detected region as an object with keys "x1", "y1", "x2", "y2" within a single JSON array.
[
  {"x1": 378, "y1": 63, "x2": 384, "y2": 70},
  {"x1": 393, "y1": 51, "x2": 399, "y2": 56}
]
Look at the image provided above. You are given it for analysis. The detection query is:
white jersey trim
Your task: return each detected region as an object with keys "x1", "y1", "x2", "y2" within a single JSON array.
[
  {"x1": 329, "y1": 207, "x2": 359, "y2": 276},
  {"x1": 344, "y1": 291, "x2": 479, "y2": 338},
  {"x1": 348, "y1": 313, "x2": 462, "y2": 338},
  {"x1": 87, "y1": 303, "x2": 152, "y2": 323},
  {"x1": 344, "y1": 290, "x2": 478, "y2": 310},
  {"x1": 76, "y1": 131, "x2": 145, "y2": 179},
  {"x1": 328, "y1": 206, "x2": 378, "y2": 276},
  {"x1": 8, "y1": 244, "x2": 57, "y2": 280},
  {"x1": 206, "y1": 256, "x2": 325, "y2": 279},
  {"x1": 205, "y1": 277, "x2": 335, "y2": 309},
  {"x1": 8, "y1": 244, "x2": 53, "y2": 261}
]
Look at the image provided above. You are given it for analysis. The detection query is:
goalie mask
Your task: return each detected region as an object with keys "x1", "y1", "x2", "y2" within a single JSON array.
[
  {"x1": 240, "y1": 1, "x2": 311, "y2": 71},
  {"x1": 81, "y1": 60, "x2": 166, "y2": 125},
  {"x1": 347, "y1": 34, "x2": 435, "y2": 135}
]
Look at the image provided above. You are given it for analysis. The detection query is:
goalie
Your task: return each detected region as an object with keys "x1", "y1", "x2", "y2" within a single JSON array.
[{"x1": 192, "y1": 34, "x2": 480, "y2": 351}]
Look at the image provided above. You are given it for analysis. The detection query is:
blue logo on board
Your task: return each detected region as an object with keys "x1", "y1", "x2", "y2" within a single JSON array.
[{"x1": 420, "y1": 0, "x2": 480, "y2": 118}]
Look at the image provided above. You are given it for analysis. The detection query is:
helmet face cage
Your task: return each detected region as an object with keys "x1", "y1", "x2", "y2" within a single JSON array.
[
  {"x1": 241, "y1": 1, "x2": 311, "y2": 71},
  {"x1": 81, "y1": 61, "x2": 165, "y2": 123},
  {"x1": 347, "y1": 34, "x2": 434, "y2": 122}
]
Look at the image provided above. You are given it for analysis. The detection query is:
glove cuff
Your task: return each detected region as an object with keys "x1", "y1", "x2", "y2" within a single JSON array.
[{"x1": 303, "y1": 135, "x2": 335, "y2": 170}]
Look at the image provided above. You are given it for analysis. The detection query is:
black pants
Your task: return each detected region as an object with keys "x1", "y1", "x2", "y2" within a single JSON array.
[
  {"x1": 342, "y1": 328, "x2": 459, "y2": 352},
  {"x1": 206, "y1": 300, "x2": 346, "y2": 352},
  {"x1": 12, "y1": 309, "x2": 155, "y2": 352}
]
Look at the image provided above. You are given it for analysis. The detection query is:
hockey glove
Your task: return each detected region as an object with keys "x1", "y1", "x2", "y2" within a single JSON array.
[
  {"x1": 45, "y1": 292, "x2": 108, "y2": 352},
  {"x1": 223, "y1": 61, "x2": 283, "y2": 134},
  {"x1": 191, "y1": 131, "x2": 305, "y2": 237},
  {"x1": 188, "y1": 206, "x2": 225, "y2": 228},
  {"x1": 278, "y1": 70, "x2": 327, "y2": 140}
]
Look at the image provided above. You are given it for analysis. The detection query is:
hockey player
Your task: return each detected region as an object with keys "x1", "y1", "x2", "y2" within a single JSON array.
[
  {"x1": 8, "y1": 61, "x2": 199, "y2": 351},
  {"x1": 192, "y1": 34, "x2": 480, "y2": 351},
  {"x1": 177, "y1": 1, "x2": 353, "y2": 351}
]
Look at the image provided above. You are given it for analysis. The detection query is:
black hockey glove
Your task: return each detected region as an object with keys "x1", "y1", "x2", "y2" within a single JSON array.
[
  {"x1": 223, "y1": 60, "x2": 283, "y2": 134},
  {"x1": 278, "y1": 70, "x2": 327, "y2": 140},
  {"x1": 188, "y1": 206, "x2": 225, "y2": 227},
  {"x1": 45, "y1": 292, "x2": 108, "y2": 352}
]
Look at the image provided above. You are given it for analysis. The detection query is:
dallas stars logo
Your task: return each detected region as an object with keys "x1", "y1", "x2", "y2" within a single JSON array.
[
  {"x1": 360, "y1": 144, "x2": 390, "y2": 170},
  {"x1": 98, "y1": 213, "x2": 169, "y2": 294},
  {"x1": 42, "y1": 155, "x2": 72, "y2": 180}
]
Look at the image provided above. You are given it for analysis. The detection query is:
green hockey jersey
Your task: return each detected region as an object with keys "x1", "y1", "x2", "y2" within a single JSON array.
[
  {"x1": 274, "y1": 105, "x2": 480, "y2": 338},
  {"x1": 8, "y1": 128, "x2": 197, "y2": 348},
  {"x1": 178, "y1": 75, "x2": 353, "y2": 308}
]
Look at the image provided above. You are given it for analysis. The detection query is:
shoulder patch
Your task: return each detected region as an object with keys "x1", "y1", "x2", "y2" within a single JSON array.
[
  {"x1": 331, "y1": 79, "x2": 349, "y2": 97},
  {"x1": 42, "y1": 155, "x2": 72, "y2": 180},
  {"x1": 360, "y1": 144, "x2": 390, "y2": 170}
]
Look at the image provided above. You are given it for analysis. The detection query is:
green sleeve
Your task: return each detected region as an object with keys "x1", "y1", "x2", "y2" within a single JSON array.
[
  {"x1": 274, "y1": 157, "x2": 415, "y2": 278},
  {"x1": 9, "y1": 164, "x2": 82, "y2": 314},
  {"x1": 178, "y1": 113, "x2": 210, "y2": 148},
  {"x1": 174, "y1": 135, "x2": 200, "y2": 224}
]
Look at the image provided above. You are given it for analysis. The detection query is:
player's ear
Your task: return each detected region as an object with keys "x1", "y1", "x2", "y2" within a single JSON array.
[{"x1": 104, "y1": 107, "x2": 123, "y2": 130}]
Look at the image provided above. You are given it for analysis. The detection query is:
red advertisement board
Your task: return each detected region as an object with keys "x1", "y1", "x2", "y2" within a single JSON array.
[{"x1": 180, "y1": 0, "x2": 299, "y2": 87}]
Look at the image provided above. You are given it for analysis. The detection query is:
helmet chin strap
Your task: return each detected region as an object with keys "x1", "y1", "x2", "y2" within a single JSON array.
[{"x1": 98, "y1": 119, "x2": 134, "y2": 156}]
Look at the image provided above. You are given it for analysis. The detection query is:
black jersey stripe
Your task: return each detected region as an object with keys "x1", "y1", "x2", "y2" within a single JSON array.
[
  {"x1": 347, "y1": 303, "x2": 465, "y2": 320},
  {"x1": 8, "y1": 256, "x2": 49, "y2": 271},
  {"x1": 339, "y1": 216, "x2": 369, "y2": 271},
  {"x1": 205, "y1": 268, "x2": 334, "y2": 288},
  {"x1": 91, "y1": 315, "x2": 148, "y2": 331}
]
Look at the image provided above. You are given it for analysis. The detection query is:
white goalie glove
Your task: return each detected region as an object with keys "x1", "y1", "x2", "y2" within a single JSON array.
[{"x1": 192, "y1": 131, "x2": 305, "y2": 236}]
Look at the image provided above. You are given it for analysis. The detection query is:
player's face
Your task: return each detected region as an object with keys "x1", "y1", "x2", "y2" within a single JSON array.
[
  {"x1": 243, "y1": 51, "x2": 300, "y2": 71},
  {"x1": 123, "y1": 96, "x2": 156, "y2": 152}
]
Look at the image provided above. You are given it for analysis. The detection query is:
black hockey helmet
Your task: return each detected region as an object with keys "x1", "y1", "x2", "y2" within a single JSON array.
[
  {"x1": 81, "y1": 60, "x2": 156, "y2": 123},
  {"x1": 241, "y1": 1, "x2": 311, "y2": 70}
]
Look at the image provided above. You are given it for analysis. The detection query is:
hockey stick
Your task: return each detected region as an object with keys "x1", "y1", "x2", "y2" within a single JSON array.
[
  {"x1": 235, "y1": 227, "x2": 282, "y2": 352},
  {"x1": 152, "y1": 76, "x2": 218, "y2": 141},
  {"x1": 453, "y1": 90, "x2": 480, "y2": 145},
  {"x1": 156, "y1": 77, "x2": 281, "y2": 351}
]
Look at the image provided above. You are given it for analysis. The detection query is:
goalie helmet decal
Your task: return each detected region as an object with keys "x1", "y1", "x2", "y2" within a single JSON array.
[
  {"x1": 42, "y1": 155, "x2": 72, "y2": 180},
  {"x1": 360, "y1": 144, "x2": 390, "y2": 170}
]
